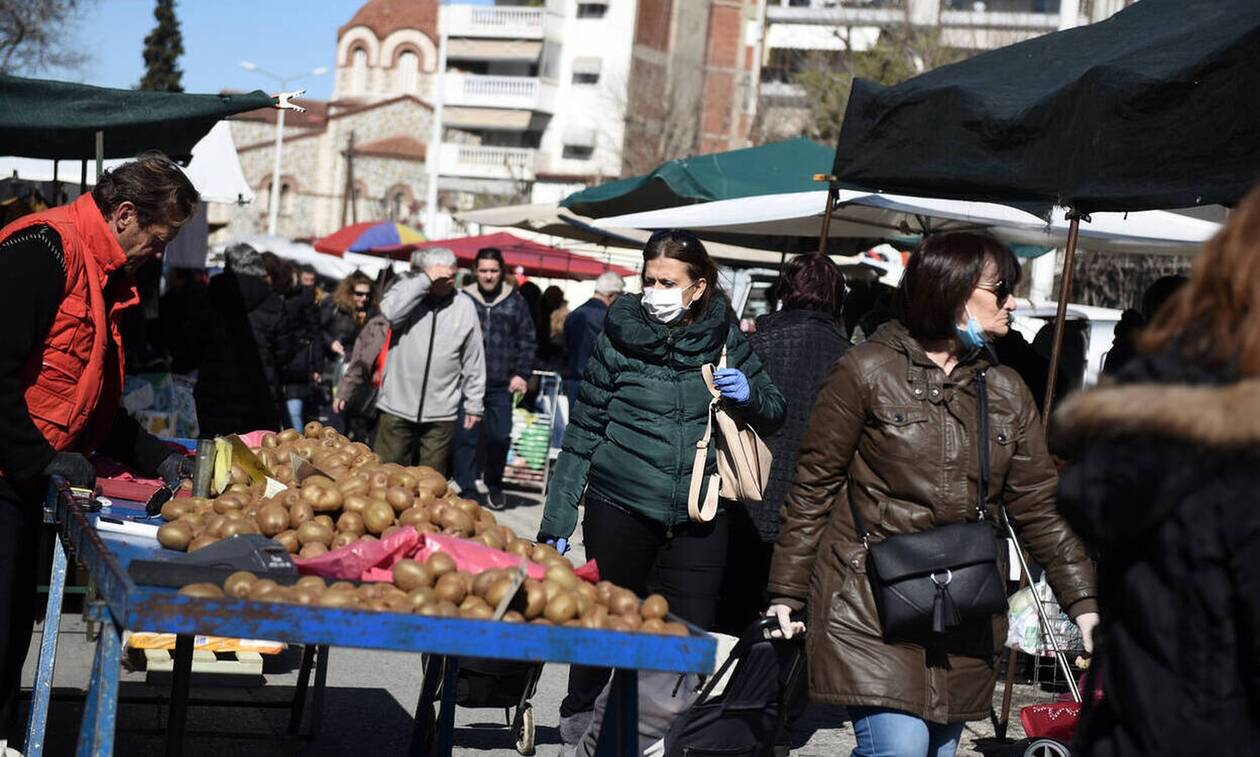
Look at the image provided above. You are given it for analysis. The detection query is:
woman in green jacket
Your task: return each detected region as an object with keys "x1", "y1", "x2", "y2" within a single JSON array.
[{"x1": 538, "y1": 230, "x2": 785, "y2": 732}]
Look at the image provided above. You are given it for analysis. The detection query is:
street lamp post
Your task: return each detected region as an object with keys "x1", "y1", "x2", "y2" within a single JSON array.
[{"x1": 240, "y1": 61, "x2": 327, "y2": 237}]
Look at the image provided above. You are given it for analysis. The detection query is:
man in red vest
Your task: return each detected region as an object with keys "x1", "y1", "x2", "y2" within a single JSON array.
[{"x1": 0, "y1": 153, "x2": 199, "y2": 738}]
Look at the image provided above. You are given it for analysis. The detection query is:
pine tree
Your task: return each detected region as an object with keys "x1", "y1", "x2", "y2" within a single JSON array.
[{"x1": 138, "y1": 0, "x2": 183, "y2": 92}]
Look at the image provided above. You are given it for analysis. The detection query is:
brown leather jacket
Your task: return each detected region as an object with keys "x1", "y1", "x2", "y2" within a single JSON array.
[{"x1": 767, "y1": 321, "x2": 1097, "y2": 724}]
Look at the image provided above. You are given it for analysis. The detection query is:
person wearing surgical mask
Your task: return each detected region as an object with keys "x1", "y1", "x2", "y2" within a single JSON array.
[
  {"x1": 765, "y1": 232, "x2": 1098, "y2": 757},
  {"x1": 538, "y1": 229, "x2": 786, "y2": 745}
]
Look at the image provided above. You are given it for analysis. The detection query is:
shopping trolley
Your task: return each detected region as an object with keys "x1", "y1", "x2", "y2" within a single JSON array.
[{"x1": 501, "y1": 370, "x2": 563, "y2": 492}]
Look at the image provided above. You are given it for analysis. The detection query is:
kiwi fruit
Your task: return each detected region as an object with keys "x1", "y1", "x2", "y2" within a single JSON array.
[
  {"x1": 248, "y1": 578, "x2": 280, "y2": 600},
  {"x1": 157, "y1": 522, "x2": 194, "y2": 551},
  {"x1": 299, "y1": 542, "x2": 328, "y2": 559},
  {"x1": 521, "y1": 582, "x2": 547, "y2": 619},
  {"x1": 544, "y1": 564, "x2": 579, "y2": 591},
  {"x1": 317, "y1": 590, "x2": 357, "y2": 609},
  {"x1": 274, "y1": 529, "x2": 300, "y2": 553},
  {"x1": 426, "y1": 552, "x2": 457, "y2": 578},
  {"x1": 336, "y1": 511, "x2": 365, "y2": 534},
  {"x1": 255, "y1": 504, "x2": 289, "y2": 537},
  {"x1": 312, "y1": 514, "x2": 335, "y2": 530},
  {"x1": 362, "y1": 500, "x2": 394, "y2": 535},
  {"x1": 160, "y1": 498, "x2": 193, "y2": 521},
  {"x1": 296, "y1": 520, "x2": 334, "y2": 547},
  {"x1": 384, "y1": 486, "x2": 414, "y2": 513},
  {"x1": 502, "y1": 610, "x2": 525, "y2": 623},
  {"x1": 661, "y1": 622, "x2": 689, "y2": 637},
  {"x1": 330, "y1": 532, "x2": 356, "y2": 550},
  {"x1": 223, "y1": 570, "x2": 257, "y2": 598},
  {"x1": 304, "y1": 420, "x2": 323, "y2": 438},
  {"x1": 641, "y1": 594, "x2": 669, "y2": 621},
  {"x1": 484, "y1": 578, "x2": 517, "y2": 609},
  {"x1": 289, "y1": 502, "x2": 315, "y2": 529},
  {"x1": 179, "y1": 583, "x2": 224, "y2": 599},
  {"x1": 606, "y1": 616, "x2": 632, "y2": 632},
  {"x1": 434, "y1": 572, "x2": 467, "y2": 605},
  {"x1": 397, "y1": 507, "x2": 430, "y2": 529},
  {"x1": 609, "y1": 589, "x2": 640, "y2": 617},
  {"x1": 278, "y1": 428, "x2": 302, "y2": 443},
  {"x1": 342, "y1": 493, "x2": 371, "y2": 513},
  {"x1": 544, "y1": 593, "x2": 578, "y2": 624},
  {"x1": 187, "y1": 534, "x2": 219, "y2": 552},
  {"x1": 641, "y1": 618, "x2": 667, "y2": 634},
  {"x1": 406, "y1": 587, "x2": 438, "y2": 611},
  {"x1": 329, "y1": 581, "x2": 356, "y2": 592},
  {"x1": 392, "y1": 559, "x2": 433, "y2": 591},
  {"x1": 472, "y1": 569, "x2": 504, "y2": 598},
  {"x1": 460, "y1": 603, "x2": 495, "y2": 620}
]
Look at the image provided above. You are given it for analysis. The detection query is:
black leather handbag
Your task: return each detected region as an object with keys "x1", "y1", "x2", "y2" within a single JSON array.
[{"x1": 852, "y1": 369, "x2": 1008, "y2": 640}]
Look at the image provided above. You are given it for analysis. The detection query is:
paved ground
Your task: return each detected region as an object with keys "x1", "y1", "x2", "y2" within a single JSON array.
[{"x1": 18, "y1": 491, "x2": 1053, "y2": 756}]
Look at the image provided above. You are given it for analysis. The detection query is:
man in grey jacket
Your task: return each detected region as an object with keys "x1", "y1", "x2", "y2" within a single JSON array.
[{"x1": 374, "y1": 248, "x2": 485, "y2": 474}]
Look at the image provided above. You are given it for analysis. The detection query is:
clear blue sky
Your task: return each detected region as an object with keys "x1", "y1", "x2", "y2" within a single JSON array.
[{"x1": 51, "y1": 0, "x2": 490, "y2": 100}]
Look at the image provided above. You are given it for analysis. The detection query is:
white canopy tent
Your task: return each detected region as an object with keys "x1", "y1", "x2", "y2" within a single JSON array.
[
  {"x1": 592, "y1": 190, "x2": 1220, "y2": 255},
  {"x1": 0, "y1": 121, "x2": 255, "y2": 204}
]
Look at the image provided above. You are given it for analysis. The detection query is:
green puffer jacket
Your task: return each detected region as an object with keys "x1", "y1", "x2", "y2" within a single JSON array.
[{"x1": 539, "y1": 293, "x2": 785, "y2": 538}]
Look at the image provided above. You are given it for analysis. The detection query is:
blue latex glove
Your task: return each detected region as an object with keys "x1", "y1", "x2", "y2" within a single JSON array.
[
  {"x1": 712, "y1": 367, "x2": 751, "y2": 404},
  {"x1": 545, "y1": 537, "x2": 570, "y2": 555}
]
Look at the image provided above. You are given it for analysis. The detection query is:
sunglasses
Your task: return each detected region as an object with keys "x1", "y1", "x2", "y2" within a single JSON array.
[
  {"x1": 353, "y1": 290, "x2": 371, "y2": 297},
  {"x1": 976, "y1": 279, "x2": 1012, "y2": 303}
]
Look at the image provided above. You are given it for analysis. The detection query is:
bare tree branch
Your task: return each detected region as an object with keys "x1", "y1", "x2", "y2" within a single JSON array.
[{"x1": 0, "y1": 0, "x2": 93, "y2": 76}]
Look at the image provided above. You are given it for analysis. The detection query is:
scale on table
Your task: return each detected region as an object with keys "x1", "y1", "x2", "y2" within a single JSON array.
[{"x1": 127, "y1": 535, "x2": 300, "y2": 589}]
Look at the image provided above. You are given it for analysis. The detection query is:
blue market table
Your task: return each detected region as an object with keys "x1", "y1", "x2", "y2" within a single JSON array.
[{"x1": 27, "y1": 482, "x2": 716, "y2": 756}]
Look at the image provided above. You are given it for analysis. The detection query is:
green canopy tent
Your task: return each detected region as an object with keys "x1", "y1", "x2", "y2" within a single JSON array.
[
  {"x1": 560, "y1": 137, "x2": 834, "y2": 219},
  {"x1": 0, "y1": 74, "x2": 274, "y2": 162}
]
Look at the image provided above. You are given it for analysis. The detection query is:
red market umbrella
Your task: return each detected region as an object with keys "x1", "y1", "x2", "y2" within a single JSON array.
[
  {"x1": 415, "y1": 232, "x2": 636, "y2": 280},
  {"x1": 313, "y1": 221, "x2": 426, "y2": 259}
]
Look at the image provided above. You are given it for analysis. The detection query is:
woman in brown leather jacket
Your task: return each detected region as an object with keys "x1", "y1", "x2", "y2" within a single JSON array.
[{"x1": 765, "y1": 233, "x2": 1099, "y2": 757}]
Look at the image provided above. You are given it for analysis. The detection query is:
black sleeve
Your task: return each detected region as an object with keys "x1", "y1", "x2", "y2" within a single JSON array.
[
  {"x1": 0, "y1": 225, "x2": 67, "y2": 479},
  {"x1": 98, "y1": 408, "x2": 175, "y2": 476}
]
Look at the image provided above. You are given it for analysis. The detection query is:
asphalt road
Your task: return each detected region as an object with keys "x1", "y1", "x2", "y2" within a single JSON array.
[{"x1": 19, "y1": 490, "x2": 1044, "y2": 756}]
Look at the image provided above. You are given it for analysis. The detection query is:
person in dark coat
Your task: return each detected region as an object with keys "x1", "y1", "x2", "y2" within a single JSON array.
[
  {"x1": 717, "y1": 254, "x2": 851, "y2": 633},
  {"x1": 454, "y1": 247, "x2": 537, "y2": 510},
  {"x1": 194, "y1": 244, "x2": 293, "y2": 436},
  {"x1": 319, "y1": 271, "x2": 376, "y2": 433},
  {"x1": 563, "y1": 271, "x2": 624, "y2": 401},
  {"x1": 262, "y1": 252, "x2": 321, "y2": 430},
  {"x1": 1051, "y1": 188, "x2": 1260, "y2": 757}
]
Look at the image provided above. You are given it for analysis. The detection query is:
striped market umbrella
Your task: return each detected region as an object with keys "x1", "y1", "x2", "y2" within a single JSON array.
[{"x1": 313, "y1": 221, "x2": 426, "y2": 258}]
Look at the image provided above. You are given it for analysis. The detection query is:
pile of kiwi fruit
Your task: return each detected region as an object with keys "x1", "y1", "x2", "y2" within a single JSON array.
[
  {"x1": 177, "y1": 549, "x2": 690, "y2": 635},
  {"x1": 155, "y1": 421, "x2": 523, "y2": 559}
]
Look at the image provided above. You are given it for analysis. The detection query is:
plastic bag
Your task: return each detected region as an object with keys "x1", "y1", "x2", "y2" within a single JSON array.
[{"x1": 1005, "y1": 575, "x2": 1083, "y2": 655}]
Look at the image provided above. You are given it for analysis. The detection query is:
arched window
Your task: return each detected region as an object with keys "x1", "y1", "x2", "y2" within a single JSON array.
[
  {"x1": 397, "y1": 50, "x2": 419, "y2": 94},
  {"x1": 351, "y1": 47, "x2": 369, "y2": 94},
  {"x1": 279, "y1": 182, "x2": 294, "y2": 216}
]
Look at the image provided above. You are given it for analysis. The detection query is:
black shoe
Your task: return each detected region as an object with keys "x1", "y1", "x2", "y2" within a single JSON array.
[{"x1": 486, "y1": 489, "x2": 507, "y2": 511}]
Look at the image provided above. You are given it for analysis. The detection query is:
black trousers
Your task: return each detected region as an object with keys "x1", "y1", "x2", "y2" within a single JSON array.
[
  {"x1": 561, "y1": 492, "x2": 728, "y2": 717},
  {"x1": 715, "y1": 501, "x2": 776, "y2": 636},
  {"x1": 0, "y1": 478, "x2": 43, "y2": 737}
]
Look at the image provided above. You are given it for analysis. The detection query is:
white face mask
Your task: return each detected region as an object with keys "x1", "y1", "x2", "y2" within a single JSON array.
[{"x1": 641, "y1": 283, "x2": 696, "y2": 324}]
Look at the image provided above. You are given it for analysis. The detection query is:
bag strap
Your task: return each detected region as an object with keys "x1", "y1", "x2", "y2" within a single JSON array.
[
  {"x1": 974, "y1": 368, "x2": 990, "y2": 521},
  {"x1": 688, "y1": 347, "x2": 728, "y2": 523}
]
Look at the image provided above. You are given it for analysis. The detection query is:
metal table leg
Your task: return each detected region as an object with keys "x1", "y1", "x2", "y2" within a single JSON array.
[
  {"x1": 74, "y1": 614, "x2": 121, "y2": 757},
  {"x1": 310, "y1": 644, "x2": 329, "y2": 737},
  {"x1": 286, "y1": 645, "x2": 317, "y2": 736},
  {"x1": 164, "y1": 634, "x2": 194, "y2": 757},
  {"x1": 434, "y1": 656, "x2": 460, "y2": 756},
  {"x1": 594, "y1": 670, "x2": 639, "y2": 757},
  {"x1": 409, "y1": 655, "x2": 444, "y2": 756},
  {"x1": 23, "y1": 535, "x2": 68, "y2": 757}
]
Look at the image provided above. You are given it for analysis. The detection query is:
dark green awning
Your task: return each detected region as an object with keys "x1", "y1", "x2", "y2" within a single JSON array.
[
  {"x1": 0, "y1": 75, "x2": 275, "y2": 161},
  {"x1": 561, "y1": 137, "x2": 834, "y2": 219}
]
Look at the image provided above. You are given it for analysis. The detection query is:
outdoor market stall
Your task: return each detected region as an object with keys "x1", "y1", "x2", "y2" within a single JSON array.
[{"x1": 29, "y1": 427, "x2": 716, "y2": 756}]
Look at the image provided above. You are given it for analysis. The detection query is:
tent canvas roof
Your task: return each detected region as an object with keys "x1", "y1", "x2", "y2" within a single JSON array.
[
  {"x1": 0, "y1": 75, "x2": 274, "y2": 160},
  {"x1": 416, "y1": 232, "x2": 635, "y2": 280},
  {"x1": 561, "y1": 137, "x2": 834, "y2": 219},
  {"x1": 832, "y1": 0, "x2": 1260, "y2": 214}
]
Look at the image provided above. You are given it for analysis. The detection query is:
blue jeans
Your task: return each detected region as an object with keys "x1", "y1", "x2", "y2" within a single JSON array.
[
  {"x1": 285, "y1": 398, "x2": 304, "y2": 431},
  {"x1": 453, "y1": 386, "x2": 513, "y2": 495},
  {"x1": 849, "y1": 707, "x2": 965, "y2": 757}
]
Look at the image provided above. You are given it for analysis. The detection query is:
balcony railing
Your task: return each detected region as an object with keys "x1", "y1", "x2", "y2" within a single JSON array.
[
  {"x1": 444, "y1": 5, "x2": 545, "y2": 39},
  {"x1": 440, "y1": 143, "x2": 536, "y2": 181},
  {"x1": 443, "y1": 73, "x2": 555, "y2": 112}
]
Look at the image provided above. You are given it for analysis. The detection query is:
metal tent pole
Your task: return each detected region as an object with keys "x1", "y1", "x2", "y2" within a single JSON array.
[
  {"x1": 814, "y1": 176, "x2": 838, "y2": 255},
  {"x1": 1041, "y1": 211, "x2": 1082, "y2": 421}
]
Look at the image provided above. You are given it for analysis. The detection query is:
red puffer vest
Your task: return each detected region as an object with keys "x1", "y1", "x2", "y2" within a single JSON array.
[{"x1": 0, "y1": 194, "x2": 138, "y2": 467}]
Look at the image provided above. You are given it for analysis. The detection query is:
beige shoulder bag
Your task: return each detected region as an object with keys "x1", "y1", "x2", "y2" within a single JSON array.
[{"x1": 687, "y1": 347, "x2": 774, "y2": 522}]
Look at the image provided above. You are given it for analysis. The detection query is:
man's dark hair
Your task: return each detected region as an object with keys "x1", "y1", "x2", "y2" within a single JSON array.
[
  {"x1": 298, "y1": 263, "x2": 317, "y2": 276},
  {"x1": 475, "y1": 247, "x2": 505, "y2": 269},
  {"x1": 779, "y1": 254, "x2": 846, "y2": 320},
  {"x1": 898, "y1": 232, "x2": 1020, "y2": 341},
  {"x1": 92, "y1": 151, "x2": 198, "y2": 228}
]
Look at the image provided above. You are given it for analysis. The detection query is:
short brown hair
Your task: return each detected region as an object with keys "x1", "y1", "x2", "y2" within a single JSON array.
[
  {"x1": 898, "y1": 232, "x2": 1020, "y2": 341},
  {"x1": 92, "y1": 151, "x2": 198, "y2": 228},
  {"x1": 779, "y1": 254, "x2": 846, "y2": 319},
  {"x1": 1141, "y1": 183, "x2": 1260, "y2": 375}
]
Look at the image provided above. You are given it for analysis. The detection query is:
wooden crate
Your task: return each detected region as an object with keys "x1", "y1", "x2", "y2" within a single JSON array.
[{"x1": 140, "y1": 648, "x2": 264, "y2": 676}]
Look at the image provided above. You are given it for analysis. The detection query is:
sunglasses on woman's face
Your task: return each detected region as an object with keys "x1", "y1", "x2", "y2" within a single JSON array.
[
  {"x1": 977, "y1": 279, "x2": 1011, "y2": 303},
  {"x1": 353, "y1": 290, "x2": 371, "y2": 298}
]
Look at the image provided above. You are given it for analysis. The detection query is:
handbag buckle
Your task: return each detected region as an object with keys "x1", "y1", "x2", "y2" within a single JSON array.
[{"x1": 930, "y1": 569, "x2": 954, "y2": 587}]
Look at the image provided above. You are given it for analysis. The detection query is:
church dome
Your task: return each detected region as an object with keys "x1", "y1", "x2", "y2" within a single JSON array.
[{"x1": 340, "y1": 0, "x2": 437, "y2": 40}]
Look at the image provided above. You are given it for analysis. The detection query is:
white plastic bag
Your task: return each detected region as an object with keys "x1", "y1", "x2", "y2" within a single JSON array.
[{"x1": 1005, "y1": 575, "x2": 1083, "y2": 655}]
